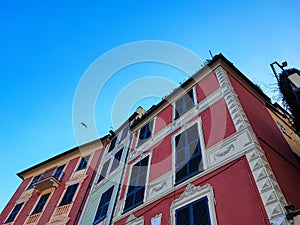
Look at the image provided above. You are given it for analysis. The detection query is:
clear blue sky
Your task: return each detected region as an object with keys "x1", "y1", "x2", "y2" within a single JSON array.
[{"x1": 1, "y1": 0, "x2": 299, "y2": 212}]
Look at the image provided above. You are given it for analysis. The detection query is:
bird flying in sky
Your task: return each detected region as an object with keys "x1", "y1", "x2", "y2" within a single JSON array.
[{"x1": 80, "y1": 122, "x2": 87, "y2": 129}]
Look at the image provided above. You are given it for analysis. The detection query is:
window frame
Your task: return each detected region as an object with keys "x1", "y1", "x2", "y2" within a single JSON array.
[
  {"x1": 59, "y1": 183, "x2": 79, "y2": 206},
  {"x1": 93, "y1": 186, "x2": 114, "y2": 224},
  {"x1": 172, "y1": 120, "x2": 207, "y2": 185},
  {"x1": 76, "y1": 155, "x2": 90, "y2": 171},
  {"x1": 123, "y1": 155, "x2": 150, "y2": 213},
  {"x1": 137, "y1": 119, "x2": 154, "y2": 147},
  {"x1": 120, "y1": 125, "x2": 130, "y2": 142},
  {"x1": 27, "y1": 175, "x2": 41, "y2": 190},
  {"x1": 97, "y1": 159, "x2": 111, "y2": 184},
  {"x1": 171, "y1": 184, "x2": 217, "y2": 225},
  {"x1": 108, "y1": 136, "x2": 118, "y2": 153},
  {"x1": 53, "y1": 164, "x2": 65, "y2": 180},
  {"x1": 110, "y1": 148, "x2": 124, "y2": 173},
  {"x1": 5, "y1": 202, "x2": 24, "y2": 223},
  {"x1": 173, "y1": 88, "x2": 196, "y2": 120},
  {"x1": 31, "y1": 193, "x2": 51, "y2": 215},
  {"x1": 175, "y1": 196, "x2": 211, "y2": 225}
]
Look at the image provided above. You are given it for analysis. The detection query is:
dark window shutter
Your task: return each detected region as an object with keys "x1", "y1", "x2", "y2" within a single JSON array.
[
  {"x1": 108, "y1": 137, "x2": 118, "y2": 152},
  {"x1": 175, "y1": 197, "x2": 211, "y2": 225},
  {"x1": 175, "y1": 124, "x2": 202, "y2": 184},
  {"x1": 124, "y1": 156, "x2": 149, "y2": 212},
  {"x1": 59, "y1": 183, "x2": 79, "y2": 206},
  {"x1": 32, "y1": 193, "x2": 50, "y2": 214},
  {"x1": 110, "y1": 148, "x2": 123, "y2": 173},
  {"x1": 5, "y1": 202, "x2": 24, "y2": 223},
  {"x1": 98, "y1": 159, "x2": 111, "y2": 183},
  {"x1": 176, "y1": 206, "x2": 191, "y2": 225},
  {"x1": 93, "y1": 186, "x2": 114, "y2": 224}
]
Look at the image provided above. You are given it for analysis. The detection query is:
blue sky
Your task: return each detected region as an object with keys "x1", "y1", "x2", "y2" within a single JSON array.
[{"x1": 1, "y1": 0, "x2": 299, "y2": 212}]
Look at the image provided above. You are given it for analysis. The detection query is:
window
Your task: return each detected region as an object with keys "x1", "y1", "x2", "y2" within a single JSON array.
[
  {"x1": 97, "y1": 160, "x2": 111, "y2": 183},
  {"x1": 108, "y1": 136, "x2": 118, "y2": 152},
  {"x1": 175, "y1": 197, "x2": 211, "y2": 225},
  {"x1": 5, "y1": 202, "x2": 24, "y2": 223},
  {"x1": 59, "y1": 183, "x2": 79, "y2": 206},
  {"x1": 53, "y1": 165, "x2": 65, "y2": 180},
  {"x1": 32, "y1": 193, "x2": 50, "y2": 214},
  {"x1": 174, "y1": 89, "x2": 194, "y2": 120},
  {"x1": 175, "y1": 124, "x2": 203, "y2": 184},
  {"x1": 137, "y1": 120, "x2": 154, "y2": 146},
  {"x1": 27, "y1": 175, "x2": 41, "y2": 190},
  {"x1": 110, "y1": 148, "x2": 123, "y2": 173},
  {"x1": 124, "y1": 156, "x2": 149, "y2": 212},
  {"x1": 120, "y1": 125, "x2": 129, "y2": 141},
  {"x1": 93, "y1": 186, "x2": 114, "y2": 224},
  {"x1": 76, "y1": 155, "x2": 90, "y2": 171}
]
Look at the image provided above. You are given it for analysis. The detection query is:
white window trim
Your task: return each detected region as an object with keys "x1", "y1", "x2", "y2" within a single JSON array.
[
  {"x1": 74, "y1": 154, "x2": 92, "y2": 174},
  {"x1": 4, "y1": 201, "x2": 25, "y2": 224},
  {"x1": 122, "y1": 151, "x2": 152, "y2": 213},
  {"x1": 170, "y1": 183, "x2": 218, "y2": 225},
  {"x1": 171, "y1": 118, "x2": 208, "y2": 186},
  {"x1": 172, "y1": 87, "x2": 197, "y2": 121},
  {"x1": 95, "y1": 158, "x2": 112, "y2": 187},
  {"x1": 56, "y1": 182, "x2": 81, "y2": 207},
  {"x1": 92, "y1": 185, "x2": 115, "y2": 225},
  {"x1": 25, "y1": 190, "x2": 53, "y2": 225},
  {"x1": 134, "y1": 118, "x2": 156, "y2": 150}
]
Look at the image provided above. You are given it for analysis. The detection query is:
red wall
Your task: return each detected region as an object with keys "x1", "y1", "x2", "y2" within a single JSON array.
[
  {"x1": 155, "y1": 105, "x2": 172, "y2": 134},
  {"x1": 200, "y1": 99, "x2": 236, "y2": 148},
  {"x1": 115, "y1": 157, "x2": 269, "y2": 225},
  {"x1": 196, "y1": 72, "x2": 220, "y2": 102},
  {"x1": 228, "y1": 74, "x2": 300, "y2": 208},
  {"x1": 0, "y1": 149, "x2": 102, "y2": 225},
  {"x1": 0, "y1": 177, "x2": 30, "y2": 223}
]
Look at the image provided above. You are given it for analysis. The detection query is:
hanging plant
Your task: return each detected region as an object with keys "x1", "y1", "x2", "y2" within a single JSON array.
[{"x1": 278, "y1": 68, "x2": 300, "y2": 133}]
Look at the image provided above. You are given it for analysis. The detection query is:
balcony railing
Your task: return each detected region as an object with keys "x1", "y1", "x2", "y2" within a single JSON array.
[
  {"x1": 54, "y1": 204, "x2": 71, "y2": 216},
  {"x1": 25, "y1": 213, "x2": 41, "y2": 224},
  {"x1": 34, "y1": 168, "x2": 64, "y2": 193}
]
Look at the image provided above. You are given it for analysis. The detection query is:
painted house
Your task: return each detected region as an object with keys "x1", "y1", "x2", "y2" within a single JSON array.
[
  {"x1": 111, "y1": 54, "x2": 300, "y2": 225},
  {"x1": 0, "y1": 139, "x2": 104, "y2": 225},
  {"x1": 1, "y1": 53, "x2": 299, "y2": 225},
  {"x1": 78, "y1": 108, "x2": 145, "y2": 225}
]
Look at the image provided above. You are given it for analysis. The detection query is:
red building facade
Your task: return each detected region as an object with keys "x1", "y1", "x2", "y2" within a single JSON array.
[
  {"x1": 0, "y1": 140, "x2": 104, "y2": 225},
  {"x1": 111, "y1": 55, "x2": 300, "y2": 225},
  {"x1": 1, "y1": 54, "x2": 299, "y2": 225}
]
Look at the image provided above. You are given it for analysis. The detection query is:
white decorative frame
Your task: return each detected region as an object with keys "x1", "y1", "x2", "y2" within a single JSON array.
[
  {"x1": 172, "y1": 87, "x2": 197, "y2": 121},
  {"x1": 171, "y1": 118, "x2": 208, "y2": 186},
  {"x1": 133, "y1": 118, "x2": 156, "y2": 151},
  {"x1": 122, "y1": 151, "x2": 153, "y2": 214},
  {"x1": 170, "y1": 183, "x2": 218, "y2": 225},
  {"x1": 125, "y1": 214, "x2": 144, "y2": 225}
]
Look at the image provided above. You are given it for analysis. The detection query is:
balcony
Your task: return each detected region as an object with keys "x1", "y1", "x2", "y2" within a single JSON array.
[{"x1": 34, "y1": 167, "x2": 64, "y2": 193}]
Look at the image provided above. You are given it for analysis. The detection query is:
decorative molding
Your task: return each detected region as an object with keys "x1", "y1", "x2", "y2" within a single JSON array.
[
  {"x1": 214, "y1": 66, "x2": 251, "y2": 132},
  {"x1": 45, "y1": 214, "x2": 70, "y2": 225},
  {"x1": 66, "y1": 174, "x2": 87, "y2": 186},
  {"x1": 214, "y1": 66, "x2": 290, "y2": 225},
  {"x1": 113, "y1": 200, "x2": 124, "y2": 218},
  {"x1": 170, "y1": 183, "x2": 218, "y2": 225},
  {"x1": 125, "y1": 214, "x2": 144, "y2": 225},
  {"x1": 246, "y1": 145, "x2": 289, "y2": 225},
  {"x1": 146, "y1": 173, "x2": 172, "y2": 201},
  {"x1": 173, "y1": 183, "x2": 212, "y2": 206},
  {"x1": 207, "y1": 130, "x2": 254, "y2": 166},
  {"x1": 17, "y1": 189, "x2": 33, "y2": 203}
]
